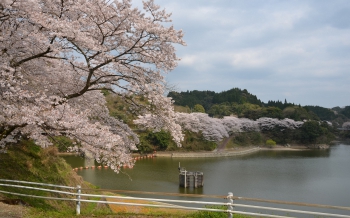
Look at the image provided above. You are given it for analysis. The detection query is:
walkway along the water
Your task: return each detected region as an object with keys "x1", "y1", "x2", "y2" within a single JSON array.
[
  {"x1": 156, "y1": 133, "x2": 261, "y2": 158},
  {"x1": 156, "y1": 147, "x2": 261, "y2": 158}
]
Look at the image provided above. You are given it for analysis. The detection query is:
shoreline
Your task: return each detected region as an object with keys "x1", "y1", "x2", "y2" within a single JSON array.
[
  {"x1": 58, "y1": 144, "x2": 330, "y2": 158},
  {"x1": 155, "y1": 145, "x2": 316, "y2": 158},
  {"x1": 156, "y1": 147, "x2": 260, "y2": 158}
]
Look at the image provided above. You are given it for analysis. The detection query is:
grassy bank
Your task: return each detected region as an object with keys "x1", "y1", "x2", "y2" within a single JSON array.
[
  {"x1": 0, "y1": 141, "x2": 113, "y2": 217},
  {"x1": 0, "y1": 141, "x2": 251, "y2": 217}
]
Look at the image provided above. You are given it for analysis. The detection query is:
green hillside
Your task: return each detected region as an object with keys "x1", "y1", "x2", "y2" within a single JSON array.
[
  {"x1": 169, "y1": 88, "x2": 350, "y2": 127},
  {"x1": 0, "y1": 141, "x2": 112, "y2": 217},
  {"x1": 168, "y1": 88, "x2": 262, "y2": 111}
]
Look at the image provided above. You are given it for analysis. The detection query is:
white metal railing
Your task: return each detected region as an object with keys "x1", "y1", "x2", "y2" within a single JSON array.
[{"x1": 0, "y1": 179, "x2": 350, "y2": 218}]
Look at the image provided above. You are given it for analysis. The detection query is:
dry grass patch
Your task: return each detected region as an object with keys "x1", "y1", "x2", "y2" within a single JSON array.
[{"x1": 106, "y1": 196, "x2": 192, "y2": 216}]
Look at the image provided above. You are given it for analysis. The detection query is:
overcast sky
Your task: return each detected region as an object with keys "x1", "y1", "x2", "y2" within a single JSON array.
[{"x1": 143, "y1": 0, "x2": 350, "y2": 108}]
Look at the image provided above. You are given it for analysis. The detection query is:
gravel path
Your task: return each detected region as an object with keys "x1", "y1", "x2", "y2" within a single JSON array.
[
  {"x1": 216, "y1": 135, "x2": 235, "y2": 151},
  {"x1": 0, "y1": 202, "x2": 29, "y2": 218}
]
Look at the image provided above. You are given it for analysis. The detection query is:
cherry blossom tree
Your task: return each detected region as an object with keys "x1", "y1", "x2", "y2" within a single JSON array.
[
  {"x1": 175, "y1": 113, "x2": 304, "y2": 142},
  {"x1": 174, "y1": 113, "x2": 229, "y2": 142},
  {"x1": 256, "y1": 117, "x2": 304, "y2": 131},
  {"x1": 342, "y1": 122, "x2": 350, "y2": 130},
  {"x1": 0, "y1": 0, "x2": 185, "y2": 171}
]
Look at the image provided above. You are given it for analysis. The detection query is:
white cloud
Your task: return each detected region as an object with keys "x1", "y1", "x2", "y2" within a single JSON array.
[
  {"x1": 230, "y1": 49, "x2": 269, "y2": 68},
  {"x1": 156, "y1": 0, "x2": 350, "y2": 108},
  {"x1": 179, "y1": 53, "x2": 217, "y2": 72},
  {"x1": 180, "y1": 55, "x2": 197, "y2": 66}
]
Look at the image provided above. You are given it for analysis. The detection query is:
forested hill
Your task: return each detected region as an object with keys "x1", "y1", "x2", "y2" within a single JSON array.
[
  {"x1": 167, "y1": 88, "x2": 350, "y2": 129},
  {"x1": 168, "y1": 88, "x2": 262, "y2": 111}
]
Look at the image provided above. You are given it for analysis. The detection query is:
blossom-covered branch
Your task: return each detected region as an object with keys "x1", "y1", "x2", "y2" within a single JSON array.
[{"x1": 0, "y1": 0, "x2": 184, "y2": 172}]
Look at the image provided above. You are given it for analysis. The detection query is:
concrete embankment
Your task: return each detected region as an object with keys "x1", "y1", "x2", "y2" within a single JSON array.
[{"x1": 155, "y1": 147, "x2": 261, "y2": 158}]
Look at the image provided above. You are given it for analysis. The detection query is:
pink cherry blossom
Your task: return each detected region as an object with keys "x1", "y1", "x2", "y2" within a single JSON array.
[
  {"x1": 0, "y1": 0, "x2": 185, "y2": 172},
  {"x1": 174, "y1": 113, "x2": 303, "y2": 142}
]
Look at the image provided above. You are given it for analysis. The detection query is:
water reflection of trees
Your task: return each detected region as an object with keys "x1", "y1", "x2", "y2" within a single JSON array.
[{"x1": 245, "y1": 149, "x2": 331, "y2": 159}]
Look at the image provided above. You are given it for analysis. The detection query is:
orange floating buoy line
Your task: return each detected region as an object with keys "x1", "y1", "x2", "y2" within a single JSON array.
[
  {"x1": 72, "y1": 152, "x2": 156, "y2": 171},
  {"x1": 132, "y1": 153, "x2": 156, "y2": 162},
  {"x1": 73, "y1": 164, "x2": 129, "y2": 170},
  {"x1": 72, "y1": 165, "x2": 108, "y2": 171}
]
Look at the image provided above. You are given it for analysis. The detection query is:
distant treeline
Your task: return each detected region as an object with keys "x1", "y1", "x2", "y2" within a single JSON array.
[
  {"x1": 101, "y1": 90, "x2": 350, "y2": 153},
  {"x1": 168, "y1": 88, "x2": 262, "y2": 111},
  {"x1": 168, "y1": 88, "x2": 350, "y2": 127}
]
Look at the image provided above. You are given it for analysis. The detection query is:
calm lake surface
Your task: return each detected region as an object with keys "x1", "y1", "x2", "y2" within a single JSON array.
[{"x1": 63, "y1": 143, "x2": 350, "y2": 216}]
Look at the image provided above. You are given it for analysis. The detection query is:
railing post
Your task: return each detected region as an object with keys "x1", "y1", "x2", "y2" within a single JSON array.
[
  {"x1": 227, "y1": 192, "x2": 233, "y2": 218},
  {"x1": 76, "y1": 185, "x2": 81, "y2": 215},
  {"x1": 184, "y1": 170, "x2": 187, "y2": 188}
]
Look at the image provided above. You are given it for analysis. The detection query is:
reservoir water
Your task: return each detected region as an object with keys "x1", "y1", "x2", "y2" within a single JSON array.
[{"x1": 63, "y1": 143, "x2": 350, "y2": 216}]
